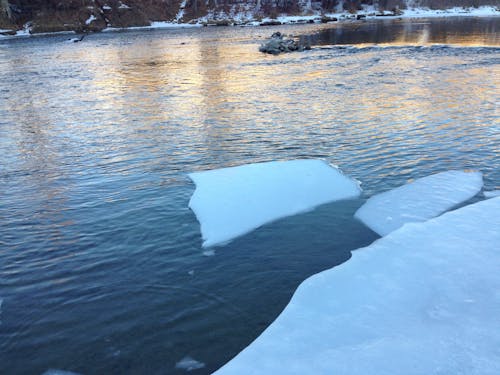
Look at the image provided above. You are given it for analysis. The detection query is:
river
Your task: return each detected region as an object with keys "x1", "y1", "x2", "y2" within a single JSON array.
[{"x1": 0, "y1": 17, "x2": 499, "y2": 374}]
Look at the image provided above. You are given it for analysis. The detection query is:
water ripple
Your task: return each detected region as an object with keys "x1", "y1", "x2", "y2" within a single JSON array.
[{"x1": 0, "y1": 18, "x2": 499, "y2": 374}]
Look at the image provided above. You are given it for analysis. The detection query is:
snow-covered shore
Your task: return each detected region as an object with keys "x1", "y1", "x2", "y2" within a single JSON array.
[{"x1": 1, "y1": 5, "x2": 498, "y2": 40}]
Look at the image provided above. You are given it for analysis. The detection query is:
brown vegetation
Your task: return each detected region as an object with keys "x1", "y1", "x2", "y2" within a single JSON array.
[{"x1": 0, "y1": 0, "x2": 497, "y2": 33}]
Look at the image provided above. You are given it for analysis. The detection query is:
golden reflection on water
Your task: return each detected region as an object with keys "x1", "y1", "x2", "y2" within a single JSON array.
[{"x1": 1, "y1": 19, "x2": 498, "y2": 214}]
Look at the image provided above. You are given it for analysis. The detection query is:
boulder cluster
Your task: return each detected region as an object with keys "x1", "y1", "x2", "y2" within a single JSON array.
[{"x1": 259, "y1": 32, "x2": 310, "y2": 55}]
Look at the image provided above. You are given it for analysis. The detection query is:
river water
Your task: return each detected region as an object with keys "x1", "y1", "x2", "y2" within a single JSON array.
[{"x1": 0, "y1": 17, "x2": 499, "y2": 374}]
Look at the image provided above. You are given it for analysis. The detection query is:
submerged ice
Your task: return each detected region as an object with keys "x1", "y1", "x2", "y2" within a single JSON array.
[
  {"x1": 175, "y1": 356, "x2": 205, "y2": 371},
  {"x1": 215, "y1": 197, "x2": 500, "y2": 375},
  {"x1": 188, "y1": 160, "x2": 361, "y2": 247},
  {"x1": 484, "y1": 190, "x2": 500, "y2": 198},
  {"x1": 354, "y1": 170, "x2": 483, "y2": 236}
]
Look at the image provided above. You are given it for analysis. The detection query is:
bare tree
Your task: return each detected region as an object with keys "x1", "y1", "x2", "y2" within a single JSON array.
[{"x1": 1, "y1": 0, "x2": 11, "y2": 19}]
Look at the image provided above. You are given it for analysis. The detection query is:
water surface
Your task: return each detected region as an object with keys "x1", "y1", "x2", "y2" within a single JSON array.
[{"x1": 1, "y1": 17, "x2": 499, "y2": 374}]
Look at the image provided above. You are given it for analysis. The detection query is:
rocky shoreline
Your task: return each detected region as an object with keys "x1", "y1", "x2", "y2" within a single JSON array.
[{"x1": 0, "y1": 2, "x2": 498, "y2": 38}]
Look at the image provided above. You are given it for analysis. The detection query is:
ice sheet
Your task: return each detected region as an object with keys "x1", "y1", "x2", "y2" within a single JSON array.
[
  {"x1": 215, "y1": 197, "x2": 500, "y2": 375},
  {"x1": 188, "y1": 160, "x2": 361, "y2": 247},
  {"x1": 355, "y1": 170, "x2": 483, "y2": 236}
]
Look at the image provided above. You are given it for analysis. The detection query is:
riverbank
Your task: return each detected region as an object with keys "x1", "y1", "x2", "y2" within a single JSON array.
[{"x1": 0, "y1": 5, "x2": 498, "y2": 40}]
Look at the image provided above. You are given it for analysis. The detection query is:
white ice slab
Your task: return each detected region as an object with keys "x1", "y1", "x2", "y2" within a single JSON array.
[
  {"x1": 215, "y1": 197, "x2": 500, "y2": 375},
  {"x1": 189, "y1": 160, "x2": 361, "y2": 247},
  {"x1": 354, "y1": 170, "x2": 483, "y2": 236}
]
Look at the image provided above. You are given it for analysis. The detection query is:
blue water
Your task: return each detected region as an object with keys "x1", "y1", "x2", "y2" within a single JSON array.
[{"x1": 1, "y1": 18, "x2": 499, "y2": 374}]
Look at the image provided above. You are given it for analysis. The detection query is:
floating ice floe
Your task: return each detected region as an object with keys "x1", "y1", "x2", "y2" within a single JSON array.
[
  {"x1": 484, "y1": 190, "x2": 500, "y2": 198},
  {"x1": 354, "y1": 170, "x2": 483, "y2": 236},
  {"x1": 215, "y1": 197, "x2": 500, "y2": 375},
  {"x1": 188, "y1": 160, "x2": 361, "y2": 247},
  {"x1": 175, "y1": 356, "x2": 205, "y2": 371}
]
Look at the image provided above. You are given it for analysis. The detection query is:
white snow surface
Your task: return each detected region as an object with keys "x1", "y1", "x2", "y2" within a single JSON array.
[
  {"x1": 354, "y1": 170, "x2": 483, "y2": 236},
  {"x1": 189, "y1": 160, "x2": 361, "y2": 247},
  {"x1": 402, "y1": 6, "x2": 499, "y2": 18},
  {"x1": 175, "y1": 0, "x2": 188, "y2": 22},
  {"x1": 215, "y1": 197, "x2": 500, "y2": 375},
  {"x1": 102, "y1": 22, "x2": 199, "y2": 32}
]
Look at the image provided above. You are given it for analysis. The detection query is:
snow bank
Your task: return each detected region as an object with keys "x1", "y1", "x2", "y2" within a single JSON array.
[
  {"x1": 402, "y1": 6, "x2": 499, "y2": 18},
  {"x1": 188, "y1": 160, "x2": 361, "y2": 247},
  {"x1": 102, "y1": 21, "x2": 199, "y2": 32},
  {"x1": 215, "y1": 197, "x2": 500, "y2": 375},
  {"x1": 355, "y1": 170, "x2": 482, "y2": 236}
]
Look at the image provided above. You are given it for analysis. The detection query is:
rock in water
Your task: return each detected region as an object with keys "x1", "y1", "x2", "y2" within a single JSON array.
[{"x1": 259, "y1": 32, "x2": 304, "y2": 55}]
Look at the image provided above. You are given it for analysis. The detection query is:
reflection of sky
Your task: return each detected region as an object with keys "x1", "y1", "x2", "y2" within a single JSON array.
[{"x1": 310, "y1": 17, "x2": 499, "y2": 46}]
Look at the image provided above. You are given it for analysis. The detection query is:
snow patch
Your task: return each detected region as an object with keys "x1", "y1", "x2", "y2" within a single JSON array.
[
  {"x1": 175, "y1": 356, "x2": 205, "y2": 371},
  {"x1": 355, "y1": 170, "x2": 483, "y2": 236},
  {"x1": 85, "y1": 15, "x2": 97, "y2": 26},
  {"x1": 402, "y1": 6, "x2": 499, "y2": 18},
  {"x1": 215, "y1": 197, "x2": 500, "y2": 375},
  {"x1": 149, "y1": 21, "x2": 199, "y2": 29},
  {"x1": 118, "y1": 2, "x2": 131, "y2": 9},
  {"x1": 102, "y1": 22, "x2": 200, "y2": 32},
  {"x1": 188, "y1": 160, "x2": 361, "y2": 247},
  {"x1": 175, "y1": 0, "x2": 188, "y2": 22},
  {"x1": 10, "y1": 22, "x2": 33, "y2": 38}
]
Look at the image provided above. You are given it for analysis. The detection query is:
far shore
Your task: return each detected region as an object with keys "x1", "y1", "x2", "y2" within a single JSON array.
[{"x1": 1, "y1": 6, "x2": 498, "y2": 40}]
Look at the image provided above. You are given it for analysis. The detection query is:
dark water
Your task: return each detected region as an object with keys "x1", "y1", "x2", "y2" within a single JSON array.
[
  {"x1": 303, "y1": 17, "x2": 500, "y2": 46},
  {"x1": 0, "y1": 17, "x2": 499, "y2": 374}
]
